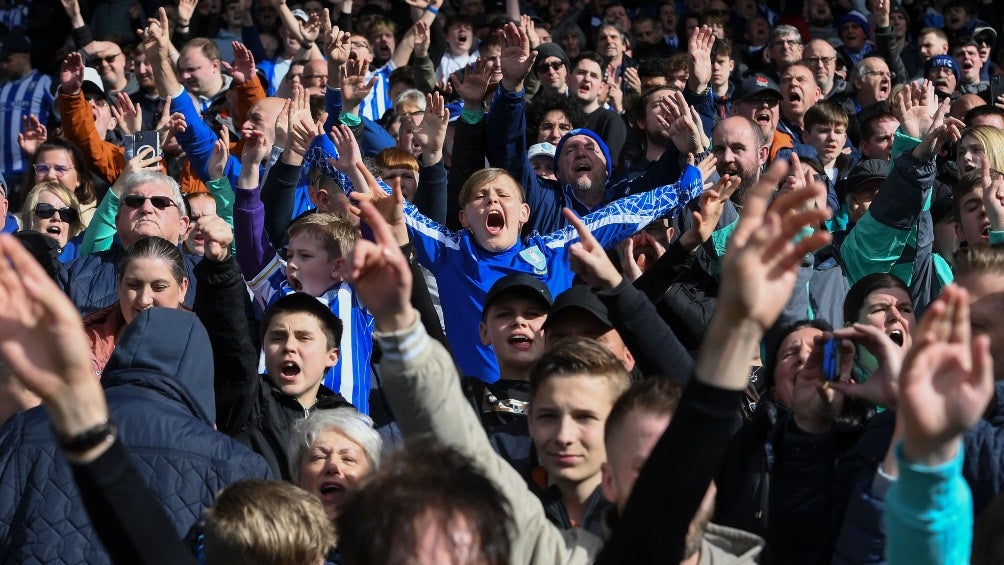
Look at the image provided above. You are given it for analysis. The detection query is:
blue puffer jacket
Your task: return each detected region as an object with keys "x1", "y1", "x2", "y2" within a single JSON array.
[
  {"x1": 0, "y1": 308, "x2": 272, "y2": 564},
  {"x1": 59, "y1": 244, "x2": 201, "y2": 315}
]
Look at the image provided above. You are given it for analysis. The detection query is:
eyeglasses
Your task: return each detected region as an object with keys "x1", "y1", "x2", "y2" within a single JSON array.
[
  {"x1": 772, "y1": 39, "x2": 802, "y2": 47},
  {"x1": 33, "y1": 163, "x2": 74, "y2": 176},
  {"x1": 122, "y1": 194, "x2": 179, "y2": 210},
  {"x1": 804, "y1": 56, "x2": 835, "y2": 66},
  {"x1": 536, "y1": 61, "x2": 564, "y2": 74},
  {"x1": 977, "y1": 39, "x2": 993, "y2": 48},
  {"x1": 303, "y1": 74, "x2": 327, "y2": 80},
  {"x1": 34, "y1": 203, "x2": 79, "y2": 223},
  {"x1": 95, "y1": 52, "x2": 122, "y2": 64},
  {"x1": 862, "y1": 70, "x2": 895, "y2": 79}
]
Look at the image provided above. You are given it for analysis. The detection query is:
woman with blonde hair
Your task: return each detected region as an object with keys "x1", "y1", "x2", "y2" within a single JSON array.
[{"x1": 20, "y1": 181, "x2": 86, "y2": 262}]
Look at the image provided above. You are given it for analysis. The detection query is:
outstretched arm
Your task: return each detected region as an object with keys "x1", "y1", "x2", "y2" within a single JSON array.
[
  {"x1": 341, "y1": 204, "x2": 602, "y2": 562},
  {"x1": 886, "y1": 285, "x2": 992, "y2": 565},
  {"x1": 599, "y1": 159, "x2": 833, "y2": 562}
]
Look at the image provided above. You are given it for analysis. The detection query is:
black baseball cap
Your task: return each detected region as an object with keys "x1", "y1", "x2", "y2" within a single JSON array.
[
  {"x1": 733, "y1": 73, "x2": 782, "y2": 104},
  {"x1": 483, "y1": 273, "x2": 553, "y2": 319},
  {"x1": 542, "y1": 285, "x2": 611, "y2": 329}
]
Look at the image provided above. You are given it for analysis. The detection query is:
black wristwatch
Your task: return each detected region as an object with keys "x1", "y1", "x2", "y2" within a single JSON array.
[{"x1": 58, "y1": 421, "x2": 117, "y2": 454}]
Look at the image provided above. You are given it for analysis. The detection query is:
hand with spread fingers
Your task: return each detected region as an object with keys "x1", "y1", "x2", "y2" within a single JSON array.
[
  {"x1": 111, "y1": 92, "x2": 143, "y2": 137},
  {"x1": 679, "y1": 173, "x2": 739, "y2": 251},
  {"x1": 498, "y1": 22, "x2": 536, "y2": 93},
  {"x1": 17, "y1": 115, "x2": 48, "y2": 158},
  {"x1": 718, "y1": 159, "x2": 833, "y2": 331},
  {"x1": 898, "y1": 285, "x2": 994, "y2": 465}
]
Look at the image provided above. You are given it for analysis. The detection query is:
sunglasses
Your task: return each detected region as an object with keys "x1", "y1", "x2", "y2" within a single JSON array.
[
  {"x1": 536, "y1": 61, "x2": 564, "y2": 73},
  {"x1": 121, "y1": 194, "x2": 178, "y2": 210},
  {"x1": 34, "y1": 202, "x2": 79, "y2": 223},
  {"x1": 96, "y1": 53, "x2": 122, "y2": 64}
]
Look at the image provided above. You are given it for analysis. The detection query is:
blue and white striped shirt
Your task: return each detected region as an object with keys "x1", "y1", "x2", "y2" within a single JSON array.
[
  {"x1": 0, "y1": 70, "x2": 53, "y2": 176},
  {"x1": 249, "y1": 258, "x2": 376, "y2": 414},
  {"x1": 359, "y1": 61, "x2": 394, "y2": 123}
]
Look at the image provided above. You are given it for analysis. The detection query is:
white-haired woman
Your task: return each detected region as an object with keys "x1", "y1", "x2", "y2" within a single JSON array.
[{"x1": 289, "y1": 408, "x2": 383, "y2": 520}]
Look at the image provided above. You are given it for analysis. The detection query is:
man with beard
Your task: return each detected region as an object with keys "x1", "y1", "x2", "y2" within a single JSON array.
[
  {"x1": 711, "y1": 116, "x2": 768, "y2": 206},
  {"x1": 631, "y1": 16, "x2": 673, "y2": 61}
]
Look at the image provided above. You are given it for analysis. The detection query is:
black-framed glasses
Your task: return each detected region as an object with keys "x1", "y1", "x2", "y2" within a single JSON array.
[
  {"x1": 34, "y1": 203, "x2": 79, "y2": 223},
  {"x1": 122, "y1": 194, "x2": 178, "y2": 210},
  {"x1": 536, "y1": 61, "x2": 564, "y2": 74}
]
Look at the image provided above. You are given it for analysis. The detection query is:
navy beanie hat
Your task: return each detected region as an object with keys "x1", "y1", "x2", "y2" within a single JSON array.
[
  {"x1": 837, "y1": 11, "x2": 871, "y2": 39},
  {"x1": 554, "y1": 128, "x2": 613, "y2": 179},
  {"x1": 926, "y1": 54, "x2": 961, "y2": 82}
]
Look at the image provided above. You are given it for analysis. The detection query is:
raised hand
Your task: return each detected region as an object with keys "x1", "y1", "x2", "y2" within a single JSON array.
[
  {"x1": 177, "y1": 0, "x2": 198, "y2": 27},
  {"x1": 658, "y1": 91, "x2": 709, "y2": 154},
  {"x1": 208, "y1": 127, "x2": 230, "y2": 180},
  {"x1": 341, "y1": 58, "x2": 377, "y2": 115},
  {"x1": 198, "y1": 216, "x2": 234, "y2": 262},
  {"x1": 828, "y1": 323, "x2": 904, "y2": 409},
  {"x1": 604, "y1": 67, "x2": 624, "y2": 113},
  {"x1": 564, "y1": 207, "x2": 623, "y2": 291},
  {"x1": 60, "y1": 52, "x2": 86, "y2": 94},
  {"x1": 110, "y1": 146, "x2": 163, "y2": 196},
  {"x1": 692, "y1": 152, "x2": 717, "y2": 186},
  {"x1": 340, "y1": 200, "x2": 414, "y2": 332},
  {"x1": 679, "y1": 174, "x2": 739, "y2": 250},
  {"x1": 893, "y1": 80, "x2": 937, "y2": 139},
  {"x1": 224, "y1": 41, "x2": 257, "y2": 84},
  {"x1": 17, "y1": 115, "x2": 48, "y2": 158},
  {"x1": 322, "y1": 24, "x2": 351, "y2": 69},
  {"x1": 450, "y1": 58, "x2": 491, "y2": 109},
  {"x1": 622, "y1": 66, "x2": 641, "y2": 94},
  {"x1": 898, "y1": 285, "x2": 994, "y2": 465},
  {"x1": 328, "y1": 123, "x2": 363, "y2": 173},
  {"x1": 110, "y1": 92, "x2": 143, "y2": 136},
  {"x1": 347, "y1": 162, "x2": 407, "y2": 244},
  {"x1": 498, "y1": 21, "x2": 536, "y2": 92},
  {"x1": 300, "y1": 11, "x2": 322, "y2": 44},
  {"x1": 687, "y1": 25, "x2": 715, "y2": 93},
  {"x1": 0, "y1": 235, "x2": 106, "y2": 442},
  {"x1": 912, "y1": 98, "x2": 963, "y2": 161},
  {"x1": 411, "y1": 92, "x2": 449, "y2": 166},
  {"x1": 519, "y1": 14, "x2": 540, "y2": 48},
  {"x1": 148, "y1": 7, "x2": 173, "y2": 52},
  {"x1": 413, "y1": 20, "x2": 430, "y2": 59},
  {"x1": 284, "y1": 85, "x2": 318, "y2": 165},
  {"x1": 717, "y1": 159, "x2": 832, "y2": 331},
  {"x1": 244, "y1": 129, "x2": 272, "y2": 166}
]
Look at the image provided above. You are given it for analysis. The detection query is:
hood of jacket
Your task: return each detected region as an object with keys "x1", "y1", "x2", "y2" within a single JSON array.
[{"x1": 102, "y1": 307, "x2": 216, "y2": 425}]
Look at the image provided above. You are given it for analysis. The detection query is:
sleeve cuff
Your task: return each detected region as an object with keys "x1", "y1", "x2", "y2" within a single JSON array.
[{"x1": 374, "y1": 309, "x2": 431, "y2": 364}]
